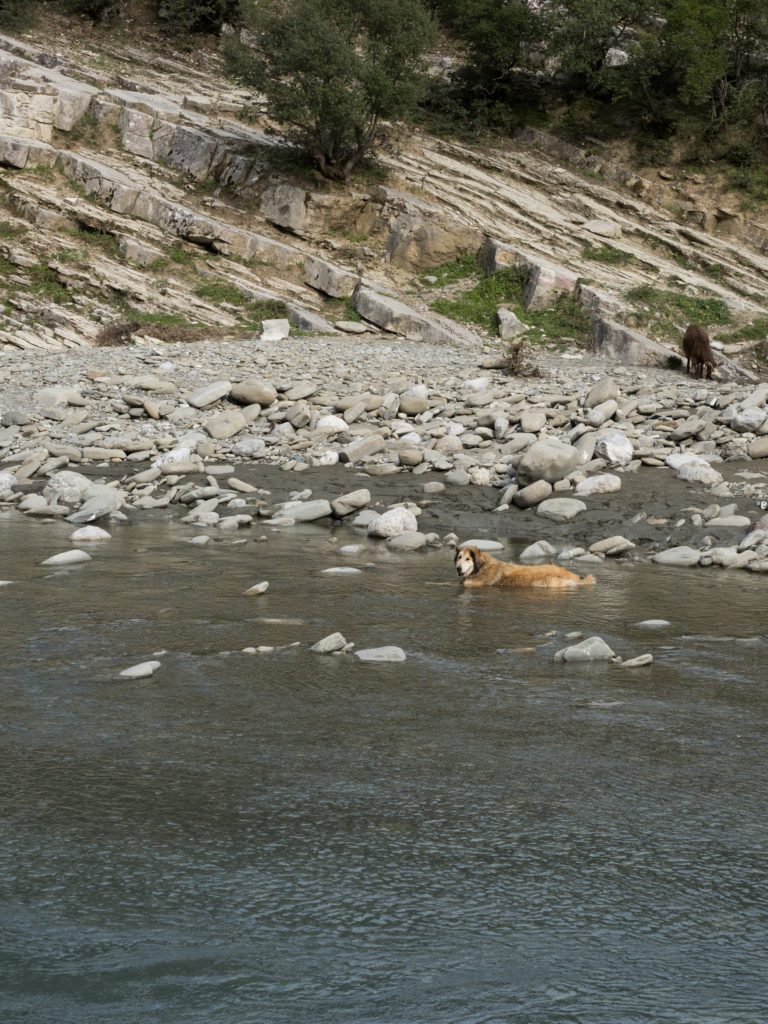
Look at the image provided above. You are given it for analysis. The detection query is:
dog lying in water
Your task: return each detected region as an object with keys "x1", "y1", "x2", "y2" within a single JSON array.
[{"x1": 455, "y1": 545, "x2": 596, "y2": 589}]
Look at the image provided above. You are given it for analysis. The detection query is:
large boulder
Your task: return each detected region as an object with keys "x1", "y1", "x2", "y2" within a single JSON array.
[
  {"x1": 368, "y1": 507, "x2": 418, "y2": 538},
  {"x1": 260, "y1": 182, "x2": 307, "y2": 234},
  {"x1": 43, "y1": 471, "x2": 92, "y2": 506},
  {"x1": 353, "y1": 287, "x2": 467, "y2": 345},
  {"x1": 594, "y1": 319, "x2": 675, "y2": 366},
  {"x1": 304, "y1": 255, "x2": 359, "y2": 298},
  {"x1": 523, "y1": 261, "x2": 578, "y2": 311},
  {"x1": 516, "y1": 438, "x2": 582, "y2": 485}
]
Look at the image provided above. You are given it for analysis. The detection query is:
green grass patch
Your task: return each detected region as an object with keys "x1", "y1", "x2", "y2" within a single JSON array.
[
  {"x1": 421, "y1": 252, "x2": 480, "y2": 287},
  {"x1": 0, "y1": 220, "x2": 26, "y2": 240},
  {"x1": 27, "y1": 262, "x2": 71, "y2": 304},
  {"x1": 626, "y1": 285, "x2": 732, "y2": 326},
  {"x1": 431, "y1": 267, "x2": 592, "y2": 346},
  {"x1": 582, "y1": 241, "x2": 635, "y2": 266},
  {"x1": 431, "y1": 268, "x2": 525, "y2": 332},
  {"x1": 194, "y1": 280, "x2": 249, "y2": 305},
  {"x1": 240, "y1": 300, "x2": 288, "y2": 329},
  {"x1": 167, "y1": 242, "x2": 197, "y2": 265},
  {"x1": 723, "y1": 316, "x2": 768, "y2": 343}
]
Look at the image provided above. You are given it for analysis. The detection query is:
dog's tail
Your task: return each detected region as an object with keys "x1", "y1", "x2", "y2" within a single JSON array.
[{"x1": 580, "y1": 574, "x2": 597, "y2": 586}]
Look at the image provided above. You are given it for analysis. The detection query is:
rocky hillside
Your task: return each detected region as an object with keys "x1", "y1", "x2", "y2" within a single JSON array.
[{"x1": 1, "y1": 25, "x2": 767, "y2": 378}]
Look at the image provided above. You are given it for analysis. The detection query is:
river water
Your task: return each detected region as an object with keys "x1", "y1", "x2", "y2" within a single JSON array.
[{"x1": 1, "y1": 515, "x2": 767, "y2": 1023}]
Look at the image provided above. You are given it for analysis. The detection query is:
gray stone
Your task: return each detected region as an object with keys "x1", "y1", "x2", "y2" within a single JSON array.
[
  {"x1": 652, "y1": 546, "x2": 702, "y2": 568},
  {"x1": 278, "y1": 499, "x2": 332, "y2": 522},
  {"x1": 748, "y1": 437, "x2": 768, "y2": 459},
  {"x1": 304, "y1": 255, "x2": 359, "y2": 298},
  {"x1": 584, "y1": 378, "x2": 619, "y2": 409},
  {"x1": 574, "y1": 473, "x2": 622, "y2": 497},
  {"x1": 497, "y1": 307, "x2": 528, "y2": 340},
  {"x1": 621, "y1": 654, "x2": 653, "y2": 668},
  {"x1": 536, "y1": 497, "x2": 587, "y2": 522},
  {"x1": 41, "y1": 549, "x2": 92, "y2": 566},
  {"x1": 516, "y1": 438, "x2": 582, "y2": 484},
  {"x1": 459, "y1": 539, "x2": 504, "y2": 551},
  {"x1": 230, "y1": 380, "x2": 277, "y2": 406},
  {"x1": 340, "y1": 435, "x2": 386, "y2": 463},
  {"x1": 43, "y1": 471, "x2": 92, "y2": 506},
  {"x1": 67, "y1": 485, "x2": 124, "y2": 523},
  {"x1": 368, "y1": 507, "x2": 418, "y2": 538},
  {"x1": 331, "y1": 489, "x2": 371, "y2": 517},
  {"x1": 355, "y1": 646, "x2": 406, "y2": 662},
  {"x1": 513, "y1": 479, "x2": 552, "y2": 508},
  {"x1": 187, "y1": 381, "x2": 231, "y2": 408},
  {"x1": 589, "y1": 536, "x2": 635, "y2": 556},
  {"x1": 311, "y1": 632, "x2": 348, "y2": 654},
  {"x1": 204, "y1": 410, "x2": 246, "y2": 440},
  {"x1": 260, "y1": 182, "x2": 307, "y2": 234},
  {"x1": 353, "y1": 287, "x2": 466, "y2": 345},
  {"x1": 554, "y1": 636, "x2": 616, "y2": 663},
  {"x1": 519, "y1": 540, "x2": 557, "y2": 560},
  {"x1": 387, "y1": 531, "x2": 427, "y2": 551}
]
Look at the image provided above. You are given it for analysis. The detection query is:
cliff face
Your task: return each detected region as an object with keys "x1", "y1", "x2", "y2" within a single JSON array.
[{"x1": 0, "y1": 25, "x2": 767, "y2": 377}]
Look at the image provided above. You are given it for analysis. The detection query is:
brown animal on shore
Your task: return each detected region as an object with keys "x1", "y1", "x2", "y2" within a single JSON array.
[
  {"x1": 682, "y1": 324, "x2": 717, "y2": 379},
  {"x1": 454, "y1": 545, "x2": 596, "y2": 589}
]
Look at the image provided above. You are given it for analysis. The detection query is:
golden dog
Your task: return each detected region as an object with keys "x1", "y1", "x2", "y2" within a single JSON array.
[{"x1": 455, "y1": 545, "x2": 596, "y2": 589}]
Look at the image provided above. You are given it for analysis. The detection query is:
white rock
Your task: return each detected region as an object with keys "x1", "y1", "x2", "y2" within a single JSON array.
[
  {"x1": 459, "y1": 539, "x2": 505, "y2": 551},
  {"x1": 316, "y1": 414, "x2": 349, "y2": 433},
  {"x1": 0, "y1": 471, "x2": 17, "y2": 492},
  {"x1": 368, "y1": 507, "x2": 418, "y2": 538},
  {"x1": 41, "y1": 549, "x2": 92, "y2": 566},
  {"x1": 584, "y1": 218, "x2": 622, "y2": 239},
  {"x1": 574, "y1": 473, "x2": 622, "y2": 497},
  {"x1": 652, "y1": 546, "x2": 702, "y2": 568},
  {"x1": 321, "y1": 566, "x2": 363, "y2": 574},
  {"x1": 675, "y1": 459, "x2": 723, "y2": 487},
  {"x1": 520, "y1": 540, "x2": 557, "y2": 560},
  {"x1": 70, "y1": 526, "x2": 111, "y2": 541},
  {"x1": 732, "y1": 407, "x2": 767, "y2": 434},
  {"x1": 554, "y1": 636, "x2": 616, "y2": 663},
  {"x1": 261, "y1": 318, "x2": 291, "y2": 342},
  {"x1": 589, "y1": 535, "x2": 635, "y2": 556},
  {"x1": 636, "y1": 619, "x2": 671, "y2": 628},
  {"x1": 594, "y1": 430, "x2": 634, "y2": 466},
  {"x1": 355, "y1": 646, "x2": 406, "y2": 662},
  {"x1": 42, "y1": 470, "x2": 92, "y2": 506},
  {"x1": 244, "y1": 581, "x2": 269, "y2": 595},
  {"x1": 621, "y1": 654, "x2": 653, "y2": 668},
  {"x1": 153, "y1": 446, "x2": 192, "y2": 469},
  {"x1": 536, "y1": 498, "x2": 587, "y2": 522},
  {"x1": 119, "y1": 660, "x2": 161, "y2": 679},
  {"x1": 387, "y1": 531, "x2": 427, "y2": 551},
  {"x1": 311, "y1": 632, "x2": 348, "y2": 653},
  {"x1": 187, "y1": 381, "x2": 231, "y2": 408}
]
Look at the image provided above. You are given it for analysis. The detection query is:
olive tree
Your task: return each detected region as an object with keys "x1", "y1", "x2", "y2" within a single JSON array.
[{"x1": 229, "y1": 0, "x2": 437, "y2": 180}]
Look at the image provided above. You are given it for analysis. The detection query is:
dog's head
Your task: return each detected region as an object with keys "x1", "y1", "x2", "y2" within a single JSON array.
[{"x1": 454, "y1": 545, "x2": 484, "y2": 580}]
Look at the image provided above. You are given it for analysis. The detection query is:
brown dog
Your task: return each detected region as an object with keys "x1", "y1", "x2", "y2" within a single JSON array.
[
  {"x1": 682, "y1": 324, "x2": 717, "y2": 380},
  {"x1": 455, "y1": 545, "x2": 596, "y2": 589}
]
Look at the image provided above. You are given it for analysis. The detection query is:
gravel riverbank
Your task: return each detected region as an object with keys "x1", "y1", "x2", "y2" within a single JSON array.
[{"x1": 2, "y1": 333, "x2": 768, "y2": 574}]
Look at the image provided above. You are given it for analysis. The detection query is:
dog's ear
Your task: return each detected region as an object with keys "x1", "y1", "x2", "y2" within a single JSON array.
[{"x1": 470, "y1": 547, "x2": 483, "y2": 572}]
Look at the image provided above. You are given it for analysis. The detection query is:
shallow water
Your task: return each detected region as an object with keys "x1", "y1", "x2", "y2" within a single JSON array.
[{"x1": 2, "y1": 515, "x2": 767, "y2": 1024}]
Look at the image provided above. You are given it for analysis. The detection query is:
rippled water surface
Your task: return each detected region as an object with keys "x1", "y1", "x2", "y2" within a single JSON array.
[{"x1": 2, "y1": 516, "x2": 767, "y2": 1024}]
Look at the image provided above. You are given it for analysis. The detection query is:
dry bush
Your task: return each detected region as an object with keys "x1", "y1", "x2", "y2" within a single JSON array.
[
  {"x1": 95, "y1": 321, "x2": 139, "y2": 346},
  {"x1": 504, "y1": 338, "x2": 540, "y2": 377}
]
